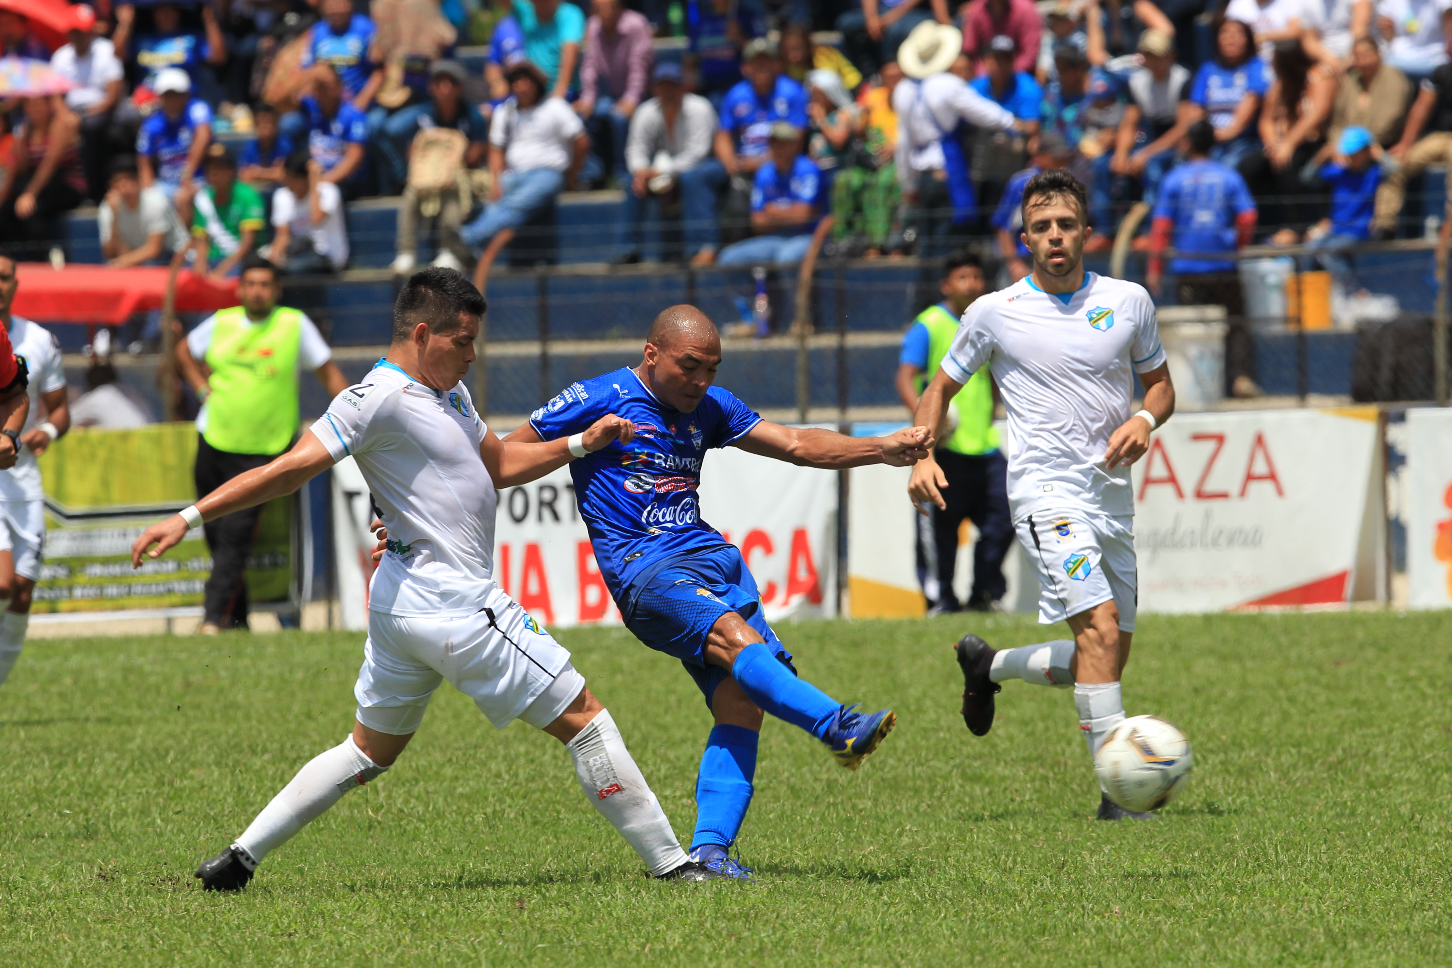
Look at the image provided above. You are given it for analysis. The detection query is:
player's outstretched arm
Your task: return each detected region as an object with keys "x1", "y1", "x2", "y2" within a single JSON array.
[
  {"x1": 131, "y1": 432, "x2": 336, "y2": 567},
  {"x1": 733, "y1": 420, "x2": 930, "y2": 469},
  {"x1": 1104, "y1": 363, "x2": 1175, "y2": 470},
  {"x1": 481, "y1": 414, "x2": 636, "y2": 488},
  {"x1": 907, "y1": 367, "x2": 964, "y2": 515}
]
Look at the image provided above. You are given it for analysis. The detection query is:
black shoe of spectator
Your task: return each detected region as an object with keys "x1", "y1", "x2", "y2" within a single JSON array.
[{"x1": 615, "y1": 251, "x2": 641, "y2": 265}]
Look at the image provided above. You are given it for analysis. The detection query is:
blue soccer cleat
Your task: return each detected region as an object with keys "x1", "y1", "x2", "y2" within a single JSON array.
[
  {"x1": 825, "y1": 704, "x2": 896, "y2": 770},
  {"x1": 688, "y1": 844, "x2": 754, "y2": 882}
]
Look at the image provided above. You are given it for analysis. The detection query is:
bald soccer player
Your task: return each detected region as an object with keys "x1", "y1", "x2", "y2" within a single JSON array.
[{"x1": 509, "y1": 305, "x2": 929, "y2": 879}]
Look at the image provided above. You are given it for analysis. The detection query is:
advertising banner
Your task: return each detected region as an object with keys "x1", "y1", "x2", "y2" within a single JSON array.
[
  {"x1": 33, "y1": 424, "x2": 292, "y2": 613},
  {"x1": 331, "y1": 456, "x2": 379, "y2": 630},
  {"x1": 334, "y1": 444, "x2": 838, "y2": 632},
  {"x1": 1131, "y1": 407, "x2": 1382, "y2": 612},
  {"x1": 1405, "y1": 408, "x2": 1452, "y2": 609}
]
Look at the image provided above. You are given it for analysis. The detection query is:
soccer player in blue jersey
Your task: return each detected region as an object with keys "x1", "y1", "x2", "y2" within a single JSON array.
[{"x1": 511, "y1": 305, "x2": 930, "y2": 879}]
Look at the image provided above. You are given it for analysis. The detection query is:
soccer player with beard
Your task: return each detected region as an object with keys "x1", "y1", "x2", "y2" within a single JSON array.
[
  {"x1": 509, "y1": 306, "x2": 929, "y2": 879},
  {"x1": 132, "y1": 269, "x2": 720, "y2": 889},
  {"x1": 908, "y1": 169, "x2": 1178, "y2": 820}
]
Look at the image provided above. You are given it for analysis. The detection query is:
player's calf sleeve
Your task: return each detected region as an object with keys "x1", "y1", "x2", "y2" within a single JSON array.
[
  {"x1": 0, "y1": 612, "x2": 28, "y2": 687},
  {"x1": 731, "y1": 642, "x2": 840, "y2": 740},
  {"x1": 990, "y1": 640, "x2": 1075, "y2": 687},
  {"x1": 1074, "y1": 682, "x2": 1125, "y2": 758},
  {"x1": 566, "y1": 709, "x2": 690, "y2": 877},
  {"x1": 691, "y1": 724, "x2": 758, "y2": 851},
  {"x1": 233, "y1": 735, "x2": 388, "y2": 866}
]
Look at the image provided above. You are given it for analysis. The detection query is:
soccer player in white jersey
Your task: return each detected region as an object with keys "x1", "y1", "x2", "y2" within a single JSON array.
[
  {"x1": 0, "y1": 255, "x2": 69, "y2": 694},
  {"x1": 132, "y1": 268, "x2": 719, "y2": 888},
  {"x1": 907, "y1": 170, "x2": 1178, "y2": 821}
]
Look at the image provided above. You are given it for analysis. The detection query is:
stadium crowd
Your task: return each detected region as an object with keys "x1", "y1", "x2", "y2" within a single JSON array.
[{"x1": 0, "y1": 0, "x2": 1444, "y2": 281}]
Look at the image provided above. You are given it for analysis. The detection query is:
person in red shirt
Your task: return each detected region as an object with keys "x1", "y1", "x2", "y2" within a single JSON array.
[{"x1": 960, "y1": 0, "x2": 1042, "y2": 76}]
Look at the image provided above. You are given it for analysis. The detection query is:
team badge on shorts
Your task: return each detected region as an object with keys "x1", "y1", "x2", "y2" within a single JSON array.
[
  {"x1": 1086, "y1": 306, "x2": 1114, "y2": 332},
  {"x1": 1054, "y1": 519, "x2": 1073, "y2": 540},
  {"x1": 1063, "y1": 552, "x2": 1093, "y2": 581}
]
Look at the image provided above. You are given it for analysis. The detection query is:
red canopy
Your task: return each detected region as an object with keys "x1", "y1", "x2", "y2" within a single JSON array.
[
  {"x1": 12, "y1": 264, "x2": 239, "y2": 324},
  {"x1": 0, "y1": 0, "x2": 73, "y2": 53}
]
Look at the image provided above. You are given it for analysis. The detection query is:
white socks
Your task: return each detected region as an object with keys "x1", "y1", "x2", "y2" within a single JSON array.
[
  {"x1": 566, "y1": 709, "x2": 690, "y2": 877},
  {"x1": 234, "y1": 734, "x2": 388, "y2": 866},
  {"x1": 1074, "y1": 682, "x2": 1125, "y2": 758},
  {"x1": 0, "y1": 610, "x2": 29, "y2": 688},
  {"x1": 989, "y1": 639, "x2": 1075, "y2": 688}
]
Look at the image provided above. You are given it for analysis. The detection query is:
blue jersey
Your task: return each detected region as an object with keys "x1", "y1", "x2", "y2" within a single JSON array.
[
  {"x1": 1190, "y1": 59, "x2": 1268, "y2": 132},
  {"x1": 135, "y1": 31, "x2": 212, "y2": 90},
  {"x1": 136, "y1": 99, "x2": 213, "y2": 187},
  {"x1": 1152, "y1": 158, "x2": 1256, "y2": 274},
  {"x1": 1041, "y1": 79, "x2": 1088, "y2": 147},
  {"x1": 720, "y1": 76, "x2": 809, "y2": 157},
  {"x1": 528, "y1": 367, "x2": 762, "y2": 601},
  {"x1": 300, "y1": 96, "x2": 368, "y2": 178},
  {"x1": 969, "y1": 71, "x2": 1043, "y2": 122},
  {"x1": 300, "y1": 15, "x2": 378, "y2": 99},
  {"x1": 750, "y1": 155, "x2": 824, "y2": 234},
  {"x1": 238, "y1": 135, "x2": 293, "y2": 170},
  {"x1": 687, "y1": 1, "x2": 763, "y2": 90},
  {"x1": 992, "y1": 166, "x2": 1039, "y2": 257},
  {"x1": 488, "y1": 15, "x2": 525, "y2": 64},
  {"x1": 1320, "y1": 162, "x2": 1380, "y2": 240}
]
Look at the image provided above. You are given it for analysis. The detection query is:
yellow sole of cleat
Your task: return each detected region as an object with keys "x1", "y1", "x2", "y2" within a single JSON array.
[{"x1": 836, "y1": 711, "x2": 897, "y2": 770}]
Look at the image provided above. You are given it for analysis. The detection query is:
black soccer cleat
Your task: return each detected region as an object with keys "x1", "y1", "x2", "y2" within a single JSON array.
[
  {"x1": 954, "y1": 633, "x2": 1000, "y2": 737},
  {"x1": 653, "y1": 860, "x2": 731, "y2": 882},
  {"x1": 1096, "y1": 794, "x2": 1159, "y2": 822},
  {"x1": 195, "y1": 845, "x2": 256, "y2": 891}
]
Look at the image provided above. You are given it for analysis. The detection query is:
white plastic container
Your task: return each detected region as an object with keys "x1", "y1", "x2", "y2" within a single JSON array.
[
  {"x1": 1157, "y1": 306, "x2": 1228, "y2": 411},
  {"x1": 1238, "y1": 257, "x2": 1294, "y2": 324}
]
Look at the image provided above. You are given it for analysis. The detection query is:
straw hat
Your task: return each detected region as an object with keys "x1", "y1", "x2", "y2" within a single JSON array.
[{"x1": 899, "y1": 20, "x2": 964, "y2": 79}]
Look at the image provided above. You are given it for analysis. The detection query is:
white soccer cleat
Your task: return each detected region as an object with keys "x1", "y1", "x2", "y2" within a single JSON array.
[{"x1": 390, "y1": 252, "x2": 417, "y2": 275}]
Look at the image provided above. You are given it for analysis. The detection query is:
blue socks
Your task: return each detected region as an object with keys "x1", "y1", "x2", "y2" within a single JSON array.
[
  {"x1": 690, "y1": 724, "x2": 758, "y2": 851},
  {"x1": 731, "y1": 642, "x2": 840, "y2": 741}
]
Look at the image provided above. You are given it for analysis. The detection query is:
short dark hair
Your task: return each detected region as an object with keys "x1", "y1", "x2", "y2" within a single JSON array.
[
  {"x1": 942, "y1": 250, "x2": 983, "y2": 279},
  {"x1": 1020, "y1": 168, "x2": 1089, "y2": 229},
  {"x1": 392, "y1": 267, "x2": 487, "y2": 342},
  {"x1": 109, "y1": 155, "x2": 139, "y2": 179},
  {"x1": 240, "y1": 253, "x2": 280, "y2": 279},
  {"x1": 283, "y1": 149, "x2": 311, "y2": 179},
  {"x1": 1186, "y1": 119, "x2": 1215, "y2": 155}
]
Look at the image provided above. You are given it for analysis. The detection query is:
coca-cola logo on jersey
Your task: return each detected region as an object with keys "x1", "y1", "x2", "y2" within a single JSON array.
[{"x1": 640, "y1": 496, "x2": 698, "y2": 527}]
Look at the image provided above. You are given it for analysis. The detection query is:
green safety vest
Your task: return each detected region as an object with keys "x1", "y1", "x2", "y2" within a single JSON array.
[
  {"x1": 203, "y1": 305, "x2": 305, "y2": 456},
  {"x1": 913, "y1": 303, "x2": 999, "y2": 456}
]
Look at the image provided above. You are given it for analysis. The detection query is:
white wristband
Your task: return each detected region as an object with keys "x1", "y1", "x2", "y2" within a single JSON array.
[
  {"x1": 567, "y1": 433, "x2": 588, "y2": 459},
  {"x1": 179, "y1": 505, "x2": 204, "y2": 529},
  {"x1": 38, "y1": 421, "x2": 59, "y2": 442},
  {"x1": 1134, "y1": 409, "x2": 1158, "y2": 432}
]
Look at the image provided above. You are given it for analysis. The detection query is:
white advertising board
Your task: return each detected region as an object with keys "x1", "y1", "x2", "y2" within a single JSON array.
[{"x1": 1405, "y1": 408, "x2": 1452, "y2": 609}]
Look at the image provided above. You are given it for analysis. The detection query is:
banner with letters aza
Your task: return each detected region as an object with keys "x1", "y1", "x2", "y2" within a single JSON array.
[{"x1": 1131, "y1": 407, "x2": 1382, "y2": 612}]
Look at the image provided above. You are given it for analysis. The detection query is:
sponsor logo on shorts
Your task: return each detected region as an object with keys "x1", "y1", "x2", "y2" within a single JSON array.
[
  {"x1": 1063, "y1": 552, "x2": 1092, "y2": 581},
  {"x1": 1086, "y1": 306, "x2": 1114, "y2": 332},
  {"x1": 1054, "y1": 519, "x2": 1073, "y2": 540},
  {"x1": 597, "y1": 783, "x2": 623, "y2": 800}
]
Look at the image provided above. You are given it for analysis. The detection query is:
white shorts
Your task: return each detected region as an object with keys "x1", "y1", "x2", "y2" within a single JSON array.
[
  {"x1": 0, "y1": 500, "x2": 46, "y2": 582},
  {"x1": 1016, "y1": 509, "x2": 1138, "y2": 633},
  {"x1": 354, "y1": 588, "x2": 585, "y2": 736}
]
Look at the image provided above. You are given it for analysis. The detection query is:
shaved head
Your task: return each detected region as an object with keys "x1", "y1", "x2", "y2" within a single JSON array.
[{"x1": 646, "y1": 304, "x2": 719, "y2": 352}]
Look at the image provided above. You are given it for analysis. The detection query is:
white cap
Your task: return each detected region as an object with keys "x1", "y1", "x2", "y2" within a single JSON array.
[{"x1": 153, "y1": 67, "x2": 192, "y2": 95}]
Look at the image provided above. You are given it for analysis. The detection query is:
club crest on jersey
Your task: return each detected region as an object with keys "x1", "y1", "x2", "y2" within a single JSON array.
[
  {"x1": 1086, "y1": 306, "x2": 1114, "y2": 332},
  {"x1": 1063, "y1": 553, "x2": 1092, "y2": 581},
  {"x1": 448, "y1": 392, "x2": 469, "y2": 418},
  {"x1": 686, "y1": 422, "x2": 703, "y2": 450}
]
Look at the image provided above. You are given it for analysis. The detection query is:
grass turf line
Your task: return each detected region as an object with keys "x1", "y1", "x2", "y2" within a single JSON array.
[{"x1": 1, "y1": 612, "x2": 1450, "y2": 966}]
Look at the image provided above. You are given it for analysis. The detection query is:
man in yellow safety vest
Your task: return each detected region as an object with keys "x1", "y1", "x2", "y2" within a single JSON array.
[
  {"x1": 176, "y1": 254, "x2": 349, "y2": 632},
  {"x1": 895, "y1": 250, "x2": 1013, "y2": 612}
]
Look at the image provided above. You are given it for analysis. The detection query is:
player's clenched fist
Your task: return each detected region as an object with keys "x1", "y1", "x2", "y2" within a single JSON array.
[
  {"x1": 907, "y1": 455, "x2": 949, "y2": 515},
  {"x1": 132, "y1": 515, "x2": 190, "y2": 567},
  {"x1": 581, "y1": 413, "x2": 636, "y2": 451},
  {"x1": 877, "y1": 425, "x2": 930, "y2": 466},
  {"x1": 1103, "y1": 413, "x2": 1152, "y2": 470}
]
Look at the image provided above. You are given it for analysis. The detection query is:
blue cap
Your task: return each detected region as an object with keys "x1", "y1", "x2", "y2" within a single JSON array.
[
  {"x1": 1087, "y1": 68, "x2": 1122, "y2": 101},
  {"x1": 652, "y1": 61, "x2": 683, "y2": 83},
  {"x1": 1339, "y1": 126, "x2": 1373, "y2": 155}
]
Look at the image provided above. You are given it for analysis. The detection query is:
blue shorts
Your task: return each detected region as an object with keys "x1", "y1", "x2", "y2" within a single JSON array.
[{"x1": 622, "y1": 544, "x2": 795, "y2": 708}]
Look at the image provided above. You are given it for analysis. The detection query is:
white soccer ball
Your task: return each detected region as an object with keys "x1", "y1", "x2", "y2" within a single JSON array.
[{"x1": 1094, "y1": 714, "x2": 1193, "y2": 813}]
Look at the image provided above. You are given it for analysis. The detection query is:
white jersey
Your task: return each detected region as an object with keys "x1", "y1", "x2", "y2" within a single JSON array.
[
  {"x1": 939, "y1": 272, "x2": 1167, "y2": 522},
  {"x1": 0, "y1": 316, "x2": 67, "y2": 503},
  {"x1": 310, "y1": 360, "x2": 496, "y2": 618}
]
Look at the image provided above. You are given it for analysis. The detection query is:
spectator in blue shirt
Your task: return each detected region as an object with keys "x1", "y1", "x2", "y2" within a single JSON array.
[
  {"x1": 299, "y1": 64, "x2": 370, "y2": 200},
  {"x1": 1189, "y1": 17, "x2": 1267, "y2": 173},
  {"x1": 686, "y1": 0, "x2": 764, "y2": 105},
  {"x1": 1041, "y1": 43, "x2": 1090, "y2": 152},
  {"x1": 1305, "y1": 126, "x2": 1381, "y2": 291},
  {"x1": 992, "y1": 130, "x2": 1073, "y2": 280},
  {"x1": 515, "y1": 0, "x2": 586, "y2": 100},
  {"x1": 136, "y1": 67, "x2": 212, "y2": 224},
  {"x1": 969, "y1": 35, "x2": 1041, "y2": 215},
  {"x1": 717, "y1": 38, "x2": 809, "y2": 176},
  {"x1": 125, "y1": 2, "x2": 228, "y2": 103},
  {"x1": 1148, "y1": 120, "x2": 1260, "y2": 397},
  {"x1": 717, "y1": 122, "x2": 827, "y2": 266},
  {"x1": 301, "y1": 0, "x2": 382, "y2": 105},
  {"x1": 239, "y1": 105, "x2": 292, "y2": 187},
  {"x1": 486, "y1": 15, "x2": 527, "y2": 106}
]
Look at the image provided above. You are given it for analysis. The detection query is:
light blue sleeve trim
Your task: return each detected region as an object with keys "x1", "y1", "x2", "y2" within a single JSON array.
[
  {"x1": 1132, "y1": 342, "x2": 1163, "y2": 366},
  {"x1": 322, "y1": 412, "x2": 350, "y2": 456}
]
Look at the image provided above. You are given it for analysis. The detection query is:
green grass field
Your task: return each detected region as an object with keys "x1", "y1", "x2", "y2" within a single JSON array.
[{"x1": 3, "y1": 611, "x2": 1450, "y2": 966}]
